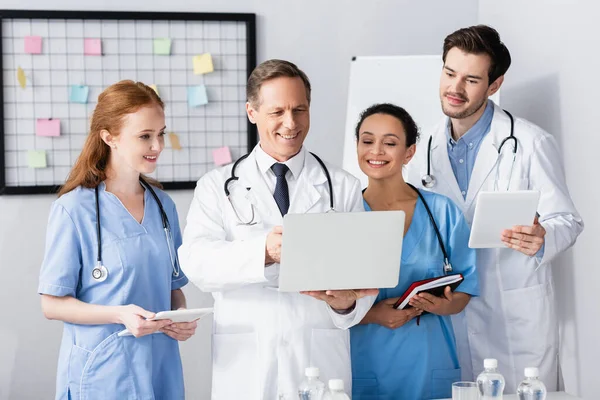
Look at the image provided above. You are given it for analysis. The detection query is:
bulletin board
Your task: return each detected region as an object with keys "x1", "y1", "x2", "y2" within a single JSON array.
[{"x1": 0, "y1": 9, "x2": 257, "y2": 195}]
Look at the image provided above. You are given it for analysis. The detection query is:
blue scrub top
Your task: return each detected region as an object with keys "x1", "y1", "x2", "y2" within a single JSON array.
[
  {"x1": 351, "y1": 190, "x2": 479, "y2": 400},
  {"x1": 38, "y1": 182, "x2": 189, "y2": 400}
]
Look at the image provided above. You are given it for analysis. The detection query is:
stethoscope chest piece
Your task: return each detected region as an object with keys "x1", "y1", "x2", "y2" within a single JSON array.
[
  {"x1": 444, "y1": 260, "x2": 453, "y2": 274},
  {"x1": 421, "y1": 174, "x2": 436, "y2": 189},
  {"x1": 92, "y1": 262, "x2": 108, "y2": 282}
]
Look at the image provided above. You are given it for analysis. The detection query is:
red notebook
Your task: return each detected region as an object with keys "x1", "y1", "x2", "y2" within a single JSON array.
[{"x1": 393, "y1": 274, "x2": 464, "y2": 310}]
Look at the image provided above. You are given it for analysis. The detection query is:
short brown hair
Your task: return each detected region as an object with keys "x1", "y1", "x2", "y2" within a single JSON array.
[
  {"x1": 246, "y1": 59, "x2": 311, "y2": 108},
  {"x1": 443, "y1": 25, "x2": 511, "y2": 84}
]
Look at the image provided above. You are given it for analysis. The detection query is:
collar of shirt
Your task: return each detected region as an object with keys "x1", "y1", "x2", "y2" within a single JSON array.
[
  {"x1": 255, "y1": 144, "x2": 306, "y2": 181},
  {"x1": 446, "y1": 99, "x2": 494, "y2": 149}
]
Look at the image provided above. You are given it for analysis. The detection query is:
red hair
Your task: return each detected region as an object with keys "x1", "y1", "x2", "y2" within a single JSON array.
[{"x1": 59, "y1": 80, "x2": 164, "y2": 197}]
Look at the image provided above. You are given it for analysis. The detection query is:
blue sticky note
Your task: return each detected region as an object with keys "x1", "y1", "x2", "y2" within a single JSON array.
[
  {"x1": 187, "y1": 85, "x2": 208, "y2": 107},
  {"x1": 70, "y1": 85, "x2": 89, "y2": 104}
]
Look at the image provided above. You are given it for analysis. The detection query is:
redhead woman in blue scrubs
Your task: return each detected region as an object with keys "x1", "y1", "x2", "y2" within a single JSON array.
[
  {"x1": 350, "y1": 103, "x2": 479, "y2": 400},
  {"x1": 38, "y1": 81, "x2": 197, "y2": 399}
]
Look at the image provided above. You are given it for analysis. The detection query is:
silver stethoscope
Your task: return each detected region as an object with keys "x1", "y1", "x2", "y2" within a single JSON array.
[
  {"x1": 422, "y1": 109, "x2": 517, "y2": 190},
  {"x1": 91, "y1": 178, "x2": 181, "y2": 282},
  {"x1": 224, "y1": 151, "x2": 334, "y2": 225}
]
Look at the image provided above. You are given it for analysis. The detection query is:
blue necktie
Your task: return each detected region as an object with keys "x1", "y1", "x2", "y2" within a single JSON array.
[{"x1": 271, "y1": 163, "x2": 290, "y2": 216}]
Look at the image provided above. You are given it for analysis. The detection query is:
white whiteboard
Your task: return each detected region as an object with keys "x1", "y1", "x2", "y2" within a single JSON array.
[{"x1": 342, "y1": 55, "x2": 499, "y2": 188}]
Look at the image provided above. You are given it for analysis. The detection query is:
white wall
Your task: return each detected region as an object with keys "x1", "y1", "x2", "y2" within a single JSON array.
[
  {"x1": 0, "y1": 1, "x2": 478, "y2": 399},
  {"x1": 479, "y1": 1, "x2": 599, "y2": 398}
]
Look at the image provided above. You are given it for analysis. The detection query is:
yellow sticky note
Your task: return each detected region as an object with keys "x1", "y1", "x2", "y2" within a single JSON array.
[
  {"x1": 27, "y1": 150, "x2": 47, "y2": 168},
  {"x1": 150, "y1": 84, "x2": 159, "y2": 95},
  {"x1": 17, "y1": 67, "x2": 26, "y2": 89},
  {"x1": 193, "y1": 53, "x2": 214, "y2": 75},
  {"x1": 168, "y1": 133, "x2": 182, "y2": 150}
]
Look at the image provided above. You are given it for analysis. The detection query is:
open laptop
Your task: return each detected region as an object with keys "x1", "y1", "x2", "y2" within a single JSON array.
[{"x1": 278, "y1": 211, "x2": 405, "y2": 292}]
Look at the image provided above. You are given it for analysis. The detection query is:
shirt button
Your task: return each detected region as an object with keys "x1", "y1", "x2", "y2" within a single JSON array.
[
  {"x1": 469, "y1": 143, "x2": 473, "y2": 148},
  {"x1": 461, "y1": 191, "x2": 466, "y2": 196},
  {"x1": 459, "y1": 159, "x2": 464, "y2": 164}
]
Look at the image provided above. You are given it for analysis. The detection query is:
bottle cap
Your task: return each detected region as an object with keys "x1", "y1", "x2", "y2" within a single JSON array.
[
  {"x1": 484, "y1": 358, "x2": 498, "y2": 369},
  {"x1": 329, "y1": 379, "x2": 344, "y2": 391},
  {"x1": 305, "y1": 367, "x2": 320, "y2": 378},
  {"x1": 524, "y1": 367, "x2": 539, "y2": 378}
]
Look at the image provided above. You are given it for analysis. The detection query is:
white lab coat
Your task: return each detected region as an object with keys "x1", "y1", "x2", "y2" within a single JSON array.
[
  {"x1": 179, "y1": 146, "x2": 374, "y2": 400},
  {"x1": 405, "y1": 101, "x2": 583, "y2": 392}
]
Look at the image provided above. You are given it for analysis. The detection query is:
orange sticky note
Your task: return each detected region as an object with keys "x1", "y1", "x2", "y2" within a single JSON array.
[
  {"x1": 24, "y1": 36, "x2": 42, "y2": 54},
  {"x1": 84, "y1": 38, "x2": 102, "y2": 56},
  {"x1": 36, "y1": 119, "x2": 61, "y2": 137},
  {"x1": 168, "y1": 133, "x2": 182, "y2": 150},
  {"x1": 212, "y1": 146, "x2": 232, "y2": 166}
]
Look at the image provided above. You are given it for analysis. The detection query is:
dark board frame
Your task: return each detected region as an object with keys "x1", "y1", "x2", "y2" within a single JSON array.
[{"x1": 0, "y1": 9, "x2": 257, "y2": 195}]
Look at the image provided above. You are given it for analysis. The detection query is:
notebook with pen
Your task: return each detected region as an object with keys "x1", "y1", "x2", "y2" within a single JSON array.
[{"x1": 393, "y1": 274, "x2": 464, "y2": 310}]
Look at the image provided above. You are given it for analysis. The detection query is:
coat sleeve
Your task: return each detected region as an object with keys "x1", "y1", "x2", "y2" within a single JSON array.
[
  {"x1": 530, "y1": 134, "x2": 583, "y2": 266},
  {"x1": 178, "y1": 174, "x2": 268, "y2": 292}
]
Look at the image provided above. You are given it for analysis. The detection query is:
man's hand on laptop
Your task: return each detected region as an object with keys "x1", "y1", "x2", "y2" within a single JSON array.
[
  {"x1": 265, "y1": 226, "x2": 283, "y2": 265},
  {"x1": 301, "y1": 289, "x2": 379, "y2": 312}
]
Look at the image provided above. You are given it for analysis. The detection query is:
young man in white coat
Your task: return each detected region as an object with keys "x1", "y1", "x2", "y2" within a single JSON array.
[
  {"x1": 405, "y1": 25, "x2": 583, "y2": 392},
  {"x1": 179, "y1": 59, "x2": 377, "y2": 399}
]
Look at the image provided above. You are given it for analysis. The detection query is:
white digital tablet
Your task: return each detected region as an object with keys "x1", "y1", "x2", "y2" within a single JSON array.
[
  {"x1": 149, "y1": 307, "x2": 213, "y2": 323},
  {"x1": 278, "y1": 211, "x2": 405, "y2": 292},
  {"x1": 469, "y1": 190, "x2": 540, "y2": 248},
  {"x1": 117, "y1": 308, "x2": 213, "y2": 337}
]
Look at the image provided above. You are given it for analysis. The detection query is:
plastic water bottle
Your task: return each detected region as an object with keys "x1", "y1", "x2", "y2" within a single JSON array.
[
  {"x1": 477, "y1": 358, "x2": 506, "y2": 399},
  {"x1": 322, "y1": 379, "x2": 350, "y2": 400},
  {"x1": 517, "y1": 367, "x2": 547, "y2": 400},
  {"x1": 298, "y1": 367, "x2": 325, "y2": 400}
]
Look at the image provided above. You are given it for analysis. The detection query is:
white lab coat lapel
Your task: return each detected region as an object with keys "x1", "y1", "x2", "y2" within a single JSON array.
[
  {"x1": 431, "y1": 122, "x2": 464, "y2": 207},
  {"x1": 236, "y1": 150, "x2": 278, "y2": 223},
  {"x1": 235, "y1": 149, "x2": 326, "y2": 224},
  {"x1": 288, "y1": 153, "x2": 325, "y2": 215},
  {"x1": 465, "y1": 103, "x2": 512, "y2": 207}
]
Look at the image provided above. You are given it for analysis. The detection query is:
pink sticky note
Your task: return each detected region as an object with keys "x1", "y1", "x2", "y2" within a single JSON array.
[
  {"x1": 36, "y1": 119, "x2": 61, "y2": 137},
  {"x1": 84, "y1": 38, "x2": 102, "y2": 56},
  {"x1": 24, "y1": 36, "x2": 42, "y2": 54},
  {"x1": 212, "y1": 146, "x2": 232, "y2": 166}
]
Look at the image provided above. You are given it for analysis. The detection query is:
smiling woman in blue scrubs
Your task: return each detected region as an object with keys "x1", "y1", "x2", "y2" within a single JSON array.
[
  {"x1": 350, "y1": 103, "x2": 479, "y2": 400},
  {"x1": 38, "y1": 81, "x2": 197, "y2": 400}
]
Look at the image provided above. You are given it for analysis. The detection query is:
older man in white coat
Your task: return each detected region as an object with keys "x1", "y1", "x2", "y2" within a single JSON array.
[
  {"x1": 179, "y1": 59, "x2": 377, "y2": 399},
  {"x1": 405, "y1": 26, "x2": 583, "y2": 392}
]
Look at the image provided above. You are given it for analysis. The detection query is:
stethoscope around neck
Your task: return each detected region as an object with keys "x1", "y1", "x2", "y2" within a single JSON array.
[
  {"x1": 422, "y1": 109, "x2": 517, "y2": 189},
  {"x1": 363, "y1": 183, "x2": 452, "y2": 275},
  {"x1": 409, "y1": 183, "x2": 453, "y2": 274},
  {"x1": 223, "y1": 151, "x2": 334, "y2": 225},
  {"x1": 91, "y1": 178, "x2": 181, "y2": 282}
]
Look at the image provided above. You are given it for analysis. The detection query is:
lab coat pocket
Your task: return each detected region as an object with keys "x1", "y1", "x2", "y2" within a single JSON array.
[
  {"x1": 503, "y1": 282, "x2": 557, "y2": 355},
  {"x1": 430, "y1": 368, "x2": 460, "y2": 399},
  {"x1": 352, "y1": 378, "x2": 379, "y2": 399},
  {"x1": 79, "y1": 332, "x2": 139, "y2": 400},
  {"x1": 212, "y1": 332, "x2": 260, "y2": 400},
  {"x1": 310, "y1": 329, "x2": 351, "y2": 391}
]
